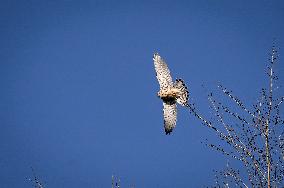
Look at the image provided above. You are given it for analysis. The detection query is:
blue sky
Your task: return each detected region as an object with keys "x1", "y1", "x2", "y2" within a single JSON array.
[{"x1": 0, "y1": 0, "x2": 284, "y2": 187}]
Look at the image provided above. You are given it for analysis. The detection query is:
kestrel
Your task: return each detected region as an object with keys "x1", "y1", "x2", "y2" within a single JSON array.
[{"x1": 153, "y1": 53, "x2": 189, "y2": 135}]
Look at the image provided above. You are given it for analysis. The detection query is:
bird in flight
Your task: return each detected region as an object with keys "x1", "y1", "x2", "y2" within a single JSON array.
[{"x1": 153, "y1": 53, "x2": 189, "y2": 135}]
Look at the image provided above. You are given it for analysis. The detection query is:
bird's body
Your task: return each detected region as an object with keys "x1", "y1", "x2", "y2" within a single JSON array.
[{"x1": 153, "y1": 53, "x2": 189, "y2": 134}]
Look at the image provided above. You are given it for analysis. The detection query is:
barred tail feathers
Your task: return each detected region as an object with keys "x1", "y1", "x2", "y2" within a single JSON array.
[{"x1": 174, "y1": 78, "x2": 189, "y2": 106}]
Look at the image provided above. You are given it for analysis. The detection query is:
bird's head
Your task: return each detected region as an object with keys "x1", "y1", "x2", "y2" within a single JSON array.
[{"x1": 157, "y1": 90, "x2": 179, "y2": 98}]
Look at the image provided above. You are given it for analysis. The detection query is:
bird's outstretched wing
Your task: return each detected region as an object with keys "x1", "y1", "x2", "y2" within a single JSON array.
[
  {"x1": 153, "y1": 53, "x2": 173, "y2": 90},
  {"x1": 163, "y1": 102, "x2": 177, "y2": 135}
]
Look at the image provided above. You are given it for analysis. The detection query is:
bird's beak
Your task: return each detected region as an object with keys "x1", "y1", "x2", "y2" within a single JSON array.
[{"x1": 157, "y1": 92, "x2": 160, "y2": 98}]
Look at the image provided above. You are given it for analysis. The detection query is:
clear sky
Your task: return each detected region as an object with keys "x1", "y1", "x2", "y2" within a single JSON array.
[{"x1": 0, "y1": 0, "x2": 284, "y2": 187}]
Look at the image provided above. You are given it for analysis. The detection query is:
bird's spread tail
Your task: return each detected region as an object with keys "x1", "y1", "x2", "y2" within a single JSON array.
[{"x1": 174, "y1": 78, "x2": 189, "y2": 107}]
